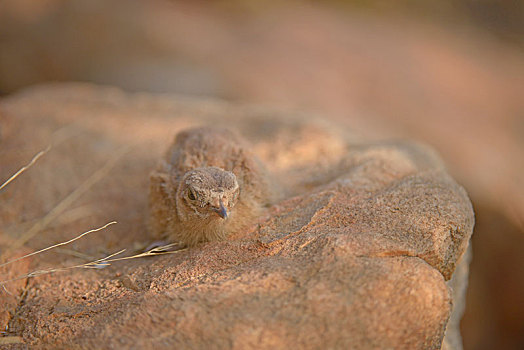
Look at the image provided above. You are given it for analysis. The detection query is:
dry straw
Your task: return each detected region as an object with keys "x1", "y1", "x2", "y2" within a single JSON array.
[
  {"x1": 0, "y1": 140, "x2": 185, "y2": 288},
  {"x1": 0, "y1": 145, "x2": 51, "y2": 192},
  {"x1": 0, "y1": 221, "x2": 117, "y2": 270},
  {"x1": 0, "y1": 241, "x2": 186, "y2": 286},
  {"x1": 6, "y1": 144, "x2": 131, "y2": 252}
]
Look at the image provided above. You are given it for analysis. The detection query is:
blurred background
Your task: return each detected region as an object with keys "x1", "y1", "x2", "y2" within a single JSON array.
[{"x1": 0, "y1": 0, "x2": 522, "y2": 348}]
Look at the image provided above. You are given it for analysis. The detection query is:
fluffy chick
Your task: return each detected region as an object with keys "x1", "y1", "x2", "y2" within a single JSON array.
[{"x1": 149, "y1": 126, "x2": 271, "y2": 246}]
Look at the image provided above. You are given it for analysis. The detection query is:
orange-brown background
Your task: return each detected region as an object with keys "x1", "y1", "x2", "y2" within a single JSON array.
[{"x1": 1, "y1": 1, "x2": 522, "y2": 349}]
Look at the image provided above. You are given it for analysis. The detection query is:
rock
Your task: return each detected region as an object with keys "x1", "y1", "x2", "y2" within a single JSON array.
[
  {"x1": 0, "y1": 248, "x2": 31, "y2": 334},
  {"x1": 442, "y1": 245, "x2": 472, "y2": 350},
  {"x1": 0, "y1": 84, "x2": 474, "y2": 349}
]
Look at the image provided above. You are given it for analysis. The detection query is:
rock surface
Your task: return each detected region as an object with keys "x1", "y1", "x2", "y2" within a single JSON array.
[{"x1": 0, "y1": 84, "x2": 474, "y2": 349}]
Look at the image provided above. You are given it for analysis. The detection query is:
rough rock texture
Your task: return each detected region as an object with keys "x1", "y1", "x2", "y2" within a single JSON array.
[{"x1": 0, "y1": 84, "x2": 474, "y2": 349}]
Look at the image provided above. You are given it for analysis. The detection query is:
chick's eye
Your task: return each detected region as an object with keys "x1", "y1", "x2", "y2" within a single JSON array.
[{"x1": 187, "y1": 189, "x2": 196, "y2": 201}]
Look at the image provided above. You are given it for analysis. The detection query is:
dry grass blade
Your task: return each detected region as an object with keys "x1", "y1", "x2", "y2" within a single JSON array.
[
  {"x1": 0, "y1": 221, "x2": 116, "y2": 269},
  {"x1": 0, "y1": 244, "x2": 187, "y2": 286},
  {"x1": 0, "y1": 123, "x2": 80, "y2": 192},
  {"x1": 55, "y1": 248, "x2": 97, "y2": 260},
  {"x1": 0, "y1": 145, "x2": 51, "y2": 192},
  {"x1": 4, "y1": 145, "x2": 130, "y2": 254},
  {"x1": 0, "y1": 249, "x2": 127, "y2": 286},
  {"x1": 98, "y1": 243, "x2": 186, "y2": 263}
]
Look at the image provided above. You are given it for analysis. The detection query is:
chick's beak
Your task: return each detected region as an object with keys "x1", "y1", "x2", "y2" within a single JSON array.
[{"x1": 212, "y1": 199, "x2": 228, "y2": 219}]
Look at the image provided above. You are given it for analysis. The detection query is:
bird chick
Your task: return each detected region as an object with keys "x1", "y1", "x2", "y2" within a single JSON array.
[{"x1": 149, "y1": 126, "x2": 271, "y2": 246}]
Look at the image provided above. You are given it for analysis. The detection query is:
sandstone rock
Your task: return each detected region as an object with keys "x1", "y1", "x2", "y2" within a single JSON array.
[{"x1": 0, "y1": 84, "x2": 474, "y2": 349}]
